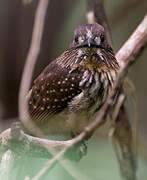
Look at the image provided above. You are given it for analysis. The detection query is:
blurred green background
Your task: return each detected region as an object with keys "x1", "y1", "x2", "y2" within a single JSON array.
[{"x1": 0, "y1": 0, "x2": 147, "y2": 179}]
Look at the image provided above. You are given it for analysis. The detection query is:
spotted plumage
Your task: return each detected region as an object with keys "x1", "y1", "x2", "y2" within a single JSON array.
[{"x1": 28, "y1": 23, "x2": 119, "y2": 135}]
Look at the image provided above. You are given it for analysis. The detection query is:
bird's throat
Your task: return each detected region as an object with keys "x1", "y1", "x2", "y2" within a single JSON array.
[{"x1": 74, "y1": 48, "x2": 110, "y2": 72}]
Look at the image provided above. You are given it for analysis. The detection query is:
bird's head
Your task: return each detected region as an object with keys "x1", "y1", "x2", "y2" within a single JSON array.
[
  {"x1": 66, "y1": 23, "x2": 119, "y2": 73},
  {"x1": 70, "y1": 23, "x2": 107, "y2": 49}
]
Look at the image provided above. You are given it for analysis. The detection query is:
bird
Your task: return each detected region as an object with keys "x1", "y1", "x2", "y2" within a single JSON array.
[{"x1": 28, "y1": 23, "x2": 119, "y2": 138}]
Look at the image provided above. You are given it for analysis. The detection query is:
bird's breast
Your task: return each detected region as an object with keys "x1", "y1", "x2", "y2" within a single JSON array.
[
  {"x1": 68, "y1": 68, "x2": 115, "y2": 115},
  {"x1": 62, "y1": 68, "x2": 116, "y2": 133}
]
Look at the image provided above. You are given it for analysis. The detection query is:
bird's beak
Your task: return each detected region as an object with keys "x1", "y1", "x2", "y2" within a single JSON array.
[
  {"x1": 87, "y1": 38, "x2": 97, "y2": 47},
  {"x1": 87, "y1": 38, "x2": 93, "y2": 47}
]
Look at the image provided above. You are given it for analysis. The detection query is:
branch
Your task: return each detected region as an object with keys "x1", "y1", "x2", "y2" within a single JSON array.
[
  {"x1": 18, "y1": 0, "x2": 49, "y2": 137},
  {"x1": 0, "y1": 128, "x2": 68, "y2": 159}
]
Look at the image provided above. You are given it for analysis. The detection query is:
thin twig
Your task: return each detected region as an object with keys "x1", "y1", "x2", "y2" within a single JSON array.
[
  {"x1": 32, "y1": 148, "x2": 67, "y2": 180},
  {"x1": 18, "y1": 0, "x2": 49, "y2": 137},
  {"x1": 32, "y1": 146, "x2": 89, "y2": 180}
]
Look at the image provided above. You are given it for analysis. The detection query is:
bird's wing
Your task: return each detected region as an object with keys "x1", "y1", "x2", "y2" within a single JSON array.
[{"x1": 28, "y1": 49, "x2": 84, "y2": 120}]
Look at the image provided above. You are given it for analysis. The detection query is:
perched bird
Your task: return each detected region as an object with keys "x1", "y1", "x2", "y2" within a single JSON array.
[{"x1": 28, "y1": 23, "x2": 119, "y2": 137}]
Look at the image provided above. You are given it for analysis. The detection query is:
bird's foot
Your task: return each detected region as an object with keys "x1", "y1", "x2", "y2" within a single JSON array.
[{"x1": 66, "y1": 132, "x2": 88, "y2": 161}]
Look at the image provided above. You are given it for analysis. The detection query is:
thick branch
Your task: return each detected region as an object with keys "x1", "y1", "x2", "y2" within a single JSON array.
[{"x1": 0, "y1": 128, "x2": 70, "y2": 159}]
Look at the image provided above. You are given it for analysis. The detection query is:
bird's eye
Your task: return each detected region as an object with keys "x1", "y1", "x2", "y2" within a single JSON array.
[
  {"x1": 94, "y1": 36, "x2": 101, "y2": 45},
  {"x1": 74, "y1": 36, "x2": 78, "y2": 43},
  {"x1": 78, "y1": 36, "x2": 85, "y2": 44},
  {"x1": 101, "y1": 34, "x2": 104, "y2": 42}
]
